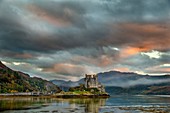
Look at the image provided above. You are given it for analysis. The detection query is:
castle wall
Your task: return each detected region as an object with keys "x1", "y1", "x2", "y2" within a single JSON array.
[{"x1": 85, "y1": 74, "x2": 105, "y2": 92}]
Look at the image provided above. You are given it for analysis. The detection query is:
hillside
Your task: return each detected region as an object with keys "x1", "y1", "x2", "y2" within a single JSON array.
[
  {"x1": 51, "y1": 71, "x2": 170, "y2": 95},
  {"x1": 105, "y1": 84, "x2": 170, "y2": 95},
  {"x1": 0, "y1": 61, "x2": 61, "y2": 93}
]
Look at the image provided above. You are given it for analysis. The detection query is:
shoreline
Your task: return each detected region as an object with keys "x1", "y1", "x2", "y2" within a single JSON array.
[
  {"x1": 55, "y1": 93, "x2": 110, "y2": 98},
  {"x1": 0, "y1": 93, "x2": 110, "y2": 98}
]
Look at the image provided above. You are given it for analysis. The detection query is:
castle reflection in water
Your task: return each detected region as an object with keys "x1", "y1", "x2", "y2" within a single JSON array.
[{"x1": 66, "y1": 98, "x2": 107, "y2": 113}]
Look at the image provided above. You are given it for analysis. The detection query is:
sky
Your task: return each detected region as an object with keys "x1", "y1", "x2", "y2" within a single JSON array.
[{"x1": 0, "y1": 0, "x2": 170, "y2": 81}]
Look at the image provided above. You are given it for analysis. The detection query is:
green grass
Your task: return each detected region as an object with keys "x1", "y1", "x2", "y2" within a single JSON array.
[{"x1": 58, "y1": 90, "x2": 104, "y2": 95}]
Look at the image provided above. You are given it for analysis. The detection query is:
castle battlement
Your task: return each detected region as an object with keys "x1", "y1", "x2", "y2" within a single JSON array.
[{"x1": 84, "y1": 74, "x2": 105, "y2": 92}]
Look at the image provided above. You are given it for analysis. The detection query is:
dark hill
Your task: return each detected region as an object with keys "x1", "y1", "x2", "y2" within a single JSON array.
[{"x1": 0, "y1": 61, "x2": 61, "y2": 93}]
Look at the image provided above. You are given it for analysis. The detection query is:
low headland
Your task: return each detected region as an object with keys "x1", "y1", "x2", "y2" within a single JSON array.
[
  {"x1": 54, "y1": 85, "x2": 110, "y2": 98},
  {"x1": 0, "y1": 84, "x2": 110, "y2": 98},
  {"x1": 0, "y1": 74, "x2": 110, "y2": 98}
]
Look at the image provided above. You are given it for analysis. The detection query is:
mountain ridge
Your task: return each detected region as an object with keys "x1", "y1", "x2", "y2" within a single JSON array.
[
  {"x1": 51, "y1": 71, "x2": 170, "y2": 94},
  {"x1": 51, "y1": 71, "x2": 170, "y2": 87}
]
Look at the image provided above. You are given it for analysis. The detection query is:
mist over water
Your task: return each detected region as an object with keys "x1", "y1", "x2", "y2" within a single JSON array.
[{"x1": 104, "y1": 78, "x2": 170, "y2": 88}]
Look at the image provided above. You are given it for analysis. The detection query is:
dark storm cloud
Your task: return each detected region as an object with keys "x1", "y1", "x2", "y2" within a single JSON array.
[
  {"x1": 0, "y1": 0, "x2": 170, "y2": 80},
  {"x1": 159, "y1": 53, "x2": 170, "y2": 63},
  {"x1": 31, "y1": 0, "x2": 87, "y2": 27},
  {"x1": 104, "y1": 0, "x2": 170, "y2": 22},
  {"x1": 1, "y1": 0, "x2": 170, "y2": 55}
]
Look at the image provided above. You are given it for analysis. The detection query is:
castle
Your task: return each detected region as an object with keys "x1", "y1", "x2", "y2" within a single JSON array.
[{"x1": 84, "y1": 74, "x2": 105, "y2": 92}]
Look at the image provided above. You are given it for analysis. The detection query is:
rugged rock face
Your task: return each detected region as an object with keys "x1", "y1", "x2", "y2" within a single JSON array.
[{"x1": 0, "y1": 61, "x2": 61, "y2": 93}]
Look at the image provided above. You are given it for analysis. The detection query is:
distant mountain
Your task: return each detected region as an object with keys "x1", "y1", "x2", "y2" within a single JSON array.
[
  {"x1": 98, "y1": 71, "x2": 170, "y2": 87},
  {"x1": 105, "y1": 84, "x2": 170, "y2": 95},
  {"x1": 50, "y1": 79, "x2": 84, "y2": 91},
  {"x1": 51, "y1": 71, "x2": 170, "y2": 94},
  {"x1": 0, "y1": 61, "x2": 61, "y2": 93}
]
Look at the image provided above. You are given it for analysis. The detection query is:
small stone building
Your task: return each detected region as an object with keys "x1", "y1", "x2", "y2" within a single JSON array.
[{"x1": 84, "y1": 74, "x2": 105, "y2": 92}]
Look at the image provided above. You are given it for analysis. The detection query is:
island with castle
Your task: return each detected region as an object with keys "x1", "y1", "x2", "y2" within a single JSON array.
[{"x1": 55, "y1": 74, "x2": 110, "y2": 98}]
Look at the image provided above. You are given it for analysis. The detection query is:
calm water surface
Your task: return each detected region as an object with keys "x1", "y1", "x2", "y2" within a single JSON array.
[{"x1": 0, "y1": 95, "x2": 170, "y2": 113}]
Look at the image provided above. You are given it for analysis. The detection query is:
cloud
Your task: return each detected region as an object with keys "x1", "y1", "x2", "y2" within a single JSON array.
[
  {"x1": 1, "y1": 0, "x2": 170, "y2": 55},
  {"x1": 145, "y1": 64, "x2": 170, "y2": 74},
  {"x1": 141, "y1": 50, "x2": 164, "y2": 59},
  {"x1": 43, "y1": 63, "x2": 87, "y2": 76},
  {"x1": 0, "y1": 0, "x2": 170, "y2": 80}
]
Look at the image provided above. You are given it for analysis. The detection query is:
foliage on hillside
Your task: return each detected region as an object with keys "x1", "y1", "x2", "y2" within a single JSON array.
[{"x1": 0, "y1": 62, "x2": 61, "y2": 93}]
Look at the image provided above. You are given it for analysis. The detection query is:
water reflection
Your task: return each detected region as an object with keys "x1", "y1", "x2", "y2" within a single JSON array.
[
  {"x1": 0, "y1": 97, "x2": 49, "y2": 111},
  {"x1": 67, "y1": 98, "x2": 106, "y2": 113},
  {"x1": 0, "y1": 97, "x2": 107, "y2": 113}
]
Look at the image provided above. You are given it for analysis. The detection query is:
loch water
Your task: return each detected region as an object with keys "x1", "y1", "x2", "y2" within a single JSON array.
[{"x1": 0, "y1": 95, "x2": 170, "y2": 113}]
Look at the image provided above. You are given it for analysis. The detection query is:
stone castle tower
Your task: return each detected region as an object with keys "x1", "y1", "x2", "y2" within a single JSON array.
[{"x1": 84, "y1": 74, "x2": 105, "y2": 92}]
